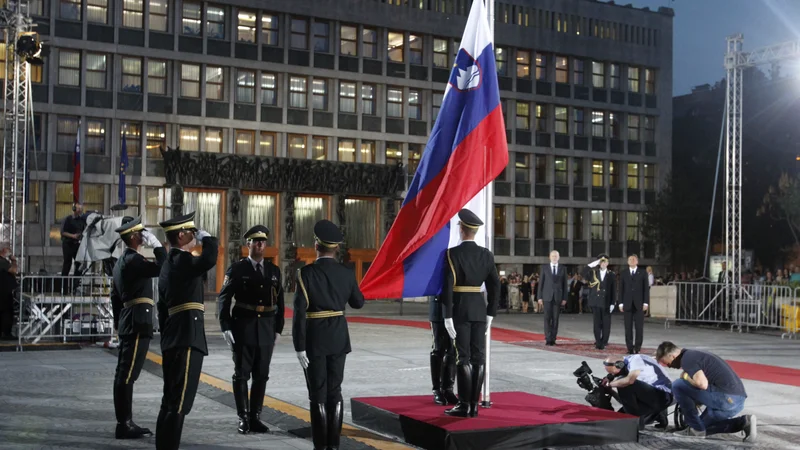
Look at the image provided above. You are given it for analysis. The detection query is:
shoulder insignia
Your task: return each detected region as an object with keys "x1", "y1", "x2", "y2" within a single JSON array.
[{"x1": 222, "y1": 275, "x2": 230, "y2": 286}]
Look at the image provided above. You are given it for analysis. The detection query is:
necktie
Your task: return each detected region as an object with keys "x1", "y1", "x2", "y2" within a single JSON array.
[
  {"x1": 256, "y1": 263, "x2": 263, "y2": 277},
  {"x1": 552, "y1": 265, "x2": 556, "y2": 276},
  {"x1": 631, "y1": 269, "x2": 635, "y2": 277}
]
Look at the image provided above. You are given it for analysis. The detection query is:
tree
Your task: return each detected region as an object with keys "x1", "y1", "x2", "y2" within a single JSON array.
[
  {"x1": 758, "y1": 173, "x2": 800, "y2": 246},
  {"x1": 642, "y1": 173, "x2": 711, "y2": 272}
]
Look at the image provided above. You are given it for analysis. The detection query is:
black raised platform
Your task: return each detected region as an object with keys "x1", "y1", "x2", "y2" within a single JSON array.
[{"x1": 351, "y1": 391, "x2": 638, "y2": 450}]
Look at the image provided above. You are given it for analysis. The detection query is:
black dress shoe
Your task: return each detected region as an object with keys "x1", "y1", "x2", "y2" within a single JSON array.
[
  {"x1": 443, "y1": 390, "x2": 459, "y2": 405},
  {"x1": 445, "y1": 402, "x2": 471, "y2": 417},
  {"x1": 433, "y1": 389, "x2": 446, "y2": 405}
]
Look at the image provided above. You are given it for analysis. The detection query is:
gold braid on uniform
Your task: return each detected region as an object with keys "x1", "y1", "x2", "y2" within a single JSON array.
[{"x1": 589, "y1": 269, "x2": 601, "y2": 290}]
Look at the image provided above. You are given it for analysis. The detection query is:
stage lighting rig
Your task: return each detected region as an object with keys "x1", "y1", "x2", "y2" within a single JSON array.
[{"x1": 15, "y1": 32, "x2": 43, "y2": 65}]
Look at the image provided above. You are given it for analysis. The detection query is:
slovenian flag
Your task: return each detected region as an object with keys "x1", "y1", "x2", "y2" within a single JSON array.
[{"x1": 360, "y1": 0, "x2": 508, "y2": 299}]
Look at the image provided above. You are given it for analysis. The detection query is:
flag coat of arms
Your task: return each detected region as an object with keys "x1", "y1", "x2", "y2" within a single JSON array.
[{"x1": 360, "y1": 0, "x2": 509, "y2": 299}]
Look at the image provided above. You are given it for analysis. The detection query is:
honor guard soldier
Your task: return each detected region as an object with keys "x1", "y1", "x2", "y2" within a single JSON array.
[
  {"x1": 155, "y1": 212, "x2": 218, "y2": 450},
  {"x1": 110, "y1": 216, "x2": 167, "y2": 439},
  {"x1": 582, "y1": 254, "x2": 616, "y2": 350},
  {"x1": 429, "y1": 295, "x2": 458, "y2": 405},
  {"x1": 218, "y1": 225, "x2": 285, "y2": 434},
  {"x1": 441, "y1": 209, "x2": 500, "y2": 418},
  {"x1": 293, "y1": 220, "x2": 365, "y2": 450}
]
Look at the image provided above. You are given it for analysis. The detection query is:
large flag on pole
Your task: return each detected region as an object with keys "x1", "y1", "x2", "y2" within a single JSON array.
[
  {"x1": 119, "y1": 131, "x2": 128, "y2": 204},
  {"x1": 72, "y1": 120, "x2": 81, "y2": 203},
  {"x1": 360, "y1": 0, "x2": 508, "y2": 299}
]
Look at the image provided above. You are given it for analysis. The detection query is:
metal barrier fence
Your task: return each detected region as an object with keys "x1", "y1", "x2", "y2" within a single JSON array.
[
  {"x1": 673, "y1": 282, "x2": 798, "y2": 336},
  {"x1": 15, "y1": 275, "x2": 159, "y2": 346}
]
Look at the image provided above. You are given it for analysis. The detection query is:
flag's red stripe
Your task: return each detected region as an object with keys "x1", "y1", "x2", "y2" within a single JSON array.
[{"x1": 360, "y1": 106, "x2": 508, "y2": 299}]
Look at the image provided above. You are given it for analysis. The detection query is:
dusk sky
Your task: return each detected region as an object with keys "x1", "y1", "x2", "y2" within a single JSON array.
[{"x1": 628, "y1": 0, "x2": 800, "y2": 96}]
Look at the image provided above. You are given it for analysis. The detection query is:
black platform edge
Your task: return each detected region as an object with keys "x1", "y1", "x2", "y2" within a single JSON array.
[
  {"x1": 351, "y1": 398, "x2": 639, "y2": 450},
  {"x1": 0, "y1": 342, "x2": 82, "y2": 352}
]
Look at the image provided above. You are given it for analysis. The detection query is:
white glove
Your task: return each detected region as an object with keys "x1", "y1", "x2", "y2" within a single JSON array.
[
  {"x1": 444, "y1": 318, "x2": 456, "y2": 339},
  {"x1": 486, "y1": 316, "x2": 494, "y2": 335},
  {"x1": 195, "y1": 230, "x2": 211, "y2": 241},
  {"x1": 588, "y1": 259, "x2": 602, "y2": 268},
  {"x1": 619, "y1": 304, "x2": 624, "y2": 313},
  {"x1": 274, "y1": 333, "x2": 280, "y2": 344},
  {"x1": 609, "y1": 304, "x2": 615, "y2": 313},
  {"x1": 643, "y1": 303, "x2": 649, "y2": 311},
  {"x1": 296, "y1": 351, "x2": 309, "y2": 369},
  {"x1": 223, "y1": 330, "x2": 235, "y2": 346},
  {"x1": 141, "y1": 230, "x2": 162, "y2": 248}
]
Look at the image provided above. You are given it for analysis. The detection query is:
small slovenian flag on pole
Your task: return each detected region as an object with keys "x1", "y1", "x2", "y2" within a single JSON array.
[
  {"x1": 72, "y1": 120, "x2": 81, "y2": 204},
  {"x1": 359, "y1": 0, "x2": 508, "y2": 299},
  {"x1": 119, "y1": 129, "x2": 128, "y2": 205}
]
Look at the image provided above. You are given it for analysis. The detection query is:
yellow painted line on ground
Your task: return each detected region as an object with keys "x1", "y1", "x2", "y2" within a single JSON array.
[{"x1": 145, "y1": 351, "x2": 411, "y2": 450}]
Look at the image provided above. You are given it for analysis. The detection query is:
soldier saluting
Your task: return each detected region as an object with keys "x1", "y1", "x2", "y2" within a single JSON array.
[
  {"x1": 218, "y1": 225, "x2": 285, "y2": 434},
  {"x1": 582, "y1": 254, "x2": 616, "y2": 350},
  {"x1": 293, "y1": 220, "x2": 365, "y2": 450},
  {"x1": 441, "y1": 209, "x2": 500, "y2": 418},
  {"x1": 155, "y1": 212, "x2": 218, "y2": 450},
  {"x1": 110, "y1": 216, "x2": 167, "y2": 439}
]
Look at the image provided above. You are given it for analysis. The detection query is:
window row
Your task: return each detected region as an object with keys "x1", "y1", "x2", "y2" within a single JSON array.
[
  {"x1": 507, "y1": 156, "x2": 656, "y2": 190},
  {"x1": 506, "y1": 103, "x2": 656, "y2": 141},
  {"x1": 494, "y1": 206, "x2": 644, "y2": 242}
]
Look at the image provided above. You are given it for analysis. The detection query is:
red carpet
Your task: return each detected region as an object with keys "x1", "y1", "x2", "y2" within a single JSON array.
[
  {"x1": 285, "y1": 308, "x2": 800, "y2": 387},
  {"x1": 352, "y1": 392, "x2": 629, "y2": 432}
]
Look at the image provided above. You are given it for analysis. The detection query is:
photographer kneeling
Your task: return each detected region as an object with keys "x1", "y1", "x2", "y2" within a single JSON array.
[
  {"x1": 656, "y1": 341, "x2": 756, "y2": 441},
  {"x1": 603, "y1": 354, "x2": 672, "y2": 430}
]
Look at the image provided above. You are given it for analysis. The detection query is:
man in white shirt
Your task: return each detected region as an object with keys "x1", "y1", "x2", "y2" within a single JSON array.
[{"x1": 604, "y1": 354, "x2": 673, "y2": 430}]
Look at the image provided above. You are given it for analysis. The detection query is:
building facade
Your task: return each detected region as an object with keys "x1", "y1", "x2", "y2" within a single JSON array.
[{"x1": 19, "y1": 0, "x2": 673, "y2": 292}]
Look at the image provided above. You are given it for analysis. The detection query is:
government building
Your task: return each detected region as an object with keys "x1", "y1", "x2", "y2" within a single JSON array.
[{"x1": 20, "y1": 0, "x2": 673, "y2": 294}]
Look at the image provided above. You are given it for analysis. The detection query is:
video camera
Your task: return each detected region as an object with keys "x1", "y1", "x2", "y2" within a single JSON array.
[{"x1": 573, "y1": 361, "x2": 615, "y2": 410}]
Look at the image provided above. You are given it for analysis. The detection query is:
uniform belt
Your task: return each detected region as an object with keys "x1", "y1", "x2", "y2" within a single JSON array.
[
  {"x1": 168, "y1": 303, "x2": 205, "y2": 316},
  {"x1": 123, "y1": 297, "x2": 155, "y2": 308},
  {"x1": 235, "y1": 303, "x2": 276, "y2": 313},
  {"x1": 453, "y1": 286, "x2": 482, "y2": 293},
  {"x1": 307, "y1": 310, "x2": 343, "y2": 319}
]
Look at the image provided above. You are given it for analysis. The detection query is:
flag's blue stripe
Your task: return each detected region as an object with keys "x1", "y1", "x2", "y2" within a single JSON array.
[
  {"x1": 403, "y1": 43, "x2": 500, "y2": 207},
  {"x1": 401, "y1": 223, "x2": 451, "y2": 297}
]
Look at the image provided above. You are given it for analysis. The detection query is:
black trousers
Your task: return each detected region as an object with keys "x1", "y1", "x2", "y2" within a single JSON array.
[
  {"x1": 592, "y1": 306, "x2": 611, "y2": 346},
  {"x1": 624, "y1": 306, "x2": 644, "y2": 351},
  {"x1": 453, "y1": 321, "x2": 486, "y2": 365},
  {"x1": 232, "y1": 339, "x2": 275, "y2": 383},
  {"x1": 617, "y1": 380, "x2": 672, "y2": 422},
  {"x1": 61, "y1": 241, "x2": 81, "y2": 277},
  {"x1": 430, "y1": 321, "x2": 453, "y2": 357},
  {"x1": 543, "y1": 300, "x2": 561, "y2": 343},
  {"x1": 160, "y1": 347, "x2": 204, "y2": 415},
  {"x1": 115, "y1": 335, "x2": 151, "y2": 385},
  {"x1": 305, "y1": 353, "x2": 347, "y2": 403},
  {"x1": 0, "y1": 305, "x2": 13, "y2": 338}
]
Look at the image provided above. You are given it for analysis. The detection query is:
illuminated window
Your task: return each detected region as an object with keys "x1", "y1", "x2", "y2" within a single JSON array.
[
  {"x1": 289, "y1": 76, "x2": 307, "y2": 108},
  {"x1": 609, "y1": 112, "x2": 620, "y2": 139},
  {"x1": 592, "y1": 111, "x2": 605, "y2": 137},
  {"x1": 495, "y1": 47, "x2": 507, "y2": 76},
  {"x1": 409, "y1": 34, "x2": 423, "y2": 65},
  {"x1": 123, "y1": 0, "x2": 144, "y2": 28},
  {"x1": 206, "y1": 66, "x2": 224, "y2": 100},
  {"x1": 259, "y1": 132, "x2": 275, "y2": 157},
  {"x1": 261, "y1": 73, "x2": 277, "y2": 105},
  {"x1": 627, "y1": 163, "x2": 639, "y2": 189},
  {"x1": 610, "y1": 63, "x2": 620, "y2": 90},
  {"x1": 145, "y1": 187, "x2": 172, "y2": 237},
  {"x1": 592, "y1": 160, "x2": 604, "y2": 187},
  {"x1": 206, "y1": 5, "x2": 225, "y2": 39},
  {"x1": 205, "y1": 128, "x2": 223, "y2": 153},
  {"x1": 609, "y1": 161, "x2": 619, "y2": 188},
  {"x1": 408, "y1": 144, "x2": 422, "y2": 174},
  {"x1": 85, "y1": 53, "x2": 107, "y2": 89},
  {"x1": 312, "y1": 79, "x2": 328, "y2": 110},
  {"x1": 288, "y1": 134, "x2": 307, "y2": 158},
  {"x1": 433, "y1": 38, "x2": 448, "y2": 68},
  {"x1": 592, "y1": 61, "x2": 604, "y2": 88},
  {"x1": 516, "y1": 102, "x2": 529, "y2": 130},
  {"x1": 237, "y1": 10, "x2": 257, "y2": 43},
  {"x1": 361, "y1": 84, "x2": 375, "y2": 115},
  {"x1": 628, "y1": 66, "x2": 640, "y2": 92},
  {"x1": 121, "y1": 121, "x2": 141, "y2": 157},
  {"x1": 294, "y1": 196, "x2": 330, "y2": 248},
  {"x1": 87, "y1": 0, "x2": 107, "y2": 23},
  {"x1": 555, "y1": 106, "x2": 568, "y2": 134},
  {"x1": 645, "y1": 68, "x2": 656, "y2": 95},
  {"x1": 149, "y1": 0, "x2": 168, "y2": 32},
  {"x1": 181, "y1": 2, "x2": 201, "y2": 36},
  {"x1": 626, "y1": 212, "x2": 640, "y2": 241},
  {"x1": 385, "y1": 142, "x2": 402, "y2": 166},
  {"x1": 516, "y1": 50, "x2": 530, "y2": 78},
  {"x1": 236, "y1": 69, "x2": 255, "y2": 103},
  {"x1": 312, "y1": 136, "x2": 327, "y2": 160},
  {"x1": 555, "y1": 56, "x2": 568, "y2": 83},
  {"x1": 628, "y1": 115, "x2": 640, "y2": 141},
  {"x1": 262, "y1": 13, "x2": 279, "y2": 45},
  {"x1": 58, "y1": 50, "x2": 80, "y2": 86},
  {"x1": 388, "y1": 31, "x2": 404, "y2": 62},
  {"x1": 408, "y1": 89, "x2": 421, "y2": 120},
  {"x1": 387, "y1": 87, "x2": 403, "y2": 118},
  {"x1": 535, "y1": 104, "x2": 548, "y2": 132},
  {"x1": 121, "y1": 56, "x2": 142, "y2": 92},
  {"x1": 146, "y1": 123, "x2": 166, "y2": 159},
  {"x1": 591, "y1": 210, "x2": 604, "y2": 240},
  {"x1": 360, "y1": 141, "x2": 375, "y2": 163},
  {"x1": 554, "y1": 208, "x2": 568, "y2": 239},
  {"x1": 515, "y1": 206, "x2": 530, "y2": 238},
  {"x1": 339, "y1": 81, "x2": 356, "y2": 113},
  {"x1": 85, "y1": 119, "x2": 105, "y2": 155},
  {"x1": 338, "y1": 139, "x2": 355, "y2": 162},
  {"x1": 554, "y1": 158, "x2": 567, "y2": 185},
  {"x1": 344, "y1": 198, "x2": 378, "y2": 249},
  {"x1": 515, "y1": 153, "x2": 530, "y2": 182},
  {"x1": 56, "y1": 116, "x2": 78, "y2": 153},
  {"x1": 180, "y1": 63, "x2": 200, "y2": 98},
  {"x1": 535, "y1": 52, "x2": 547, "y2": 80},
  {"x1": 179, "y1": 126, "x2": 200, "y2": 151},
  {"x1": 148, "y1": 60, "x2": 167, "y2": 95},
  {"x1": 341, "y1": 25, "x2": 358, "y2": 56},
  {"x1": 235, "y1": 130, "x2": 255, "y2": 155}
]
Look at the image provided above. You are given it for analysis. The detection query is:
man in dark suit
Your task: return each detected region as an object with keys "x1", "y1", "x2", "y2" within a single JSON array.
[
  {"x1": 440, "y1": 209, "x2": 500, "y2": 418},
  {"x1": 619, "y1": 254, "x2": 649, "y2": 354},
  {"x1": 293, "y1": 220, "x2": 365, "y2": 450},
  {"x1": 155, "y1": 212, "x2": 218, "y2": 450},
  {"x1": 582, "y1": 254, "x2": 616, "y2": 350},
  {"x1": 538, "y1": 250, "x2": 568, "y2": 346},
  {"x1": 110, "y1": 216, "x2": 167, "y2": 439},
  {"x1": 218, "y1": 225, "x2": 285, "y2": 434},
  {"x1": 428, "y1": 295, "x2": 457, "y2": 405},
  {"x1": 0, "y1": 244, "x2": 18, "y2": 340}
]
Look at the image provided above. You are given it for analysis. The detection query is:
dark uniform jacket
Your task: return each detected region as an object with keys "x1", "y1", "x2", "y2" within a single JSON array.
[
  {"x1": 581, "y1": 266, "x2": 616, "y2": 308},
  {"x1": 218, "y1": 258, "x2": 285, "y2": 346},
  {"x1": 441, "y1": 241, "x2": 500, "y2": 323},
  {"x1": 111, "y1": 247, "x2": 167, "y2": 337},
  {"x1": 619, "y1": 267, "x2": 649, "y2": 310},
  {"x1": 292, "y1": 258, "x2": 365, "y2": 358},
  {"x1": 429, "y1": 296, "x2": 445, "y2": 322},
  {"x1": 157, "y1": 237, "x2": 218, "y2": 355}
]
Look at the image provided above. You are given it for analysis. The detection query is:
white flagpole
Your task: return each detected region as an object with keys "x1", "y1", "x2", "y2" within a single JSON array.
[{"x1": 481, "y1": 0, "x2": 495, "y2": 409}]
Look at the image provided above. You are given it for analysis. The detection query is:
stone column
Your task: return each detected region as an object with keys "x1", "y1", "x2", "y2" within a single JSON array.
[
  {"x1": 227, "y1": 188, "x2": 242, "y2": 265},
  {"x1": 282, "y1": 192, "x2": 297, "y2": 293},
  {"x1": 170, "y1": 184, "x2": 184, "y2": 216}
]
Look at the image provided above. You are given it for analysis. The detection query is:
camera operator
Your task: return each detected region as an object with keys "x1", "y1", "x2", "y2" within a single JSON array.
[
  {"x1": 656, "y1": 341, "x2": 756, "y2": 441},
  {"x1": 602, "y1": 354, "x2": 672, "y2": 430}
]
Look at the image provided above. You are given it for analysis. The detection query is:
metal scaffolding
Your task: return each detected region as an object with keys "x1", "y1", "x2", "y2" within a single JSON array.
[
  {"x1": 0, "y1": 0, "x2": 33, "y2": 268},
  {"x1": 724, "y1": 34, "x2": 800, "y2": 284}
]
